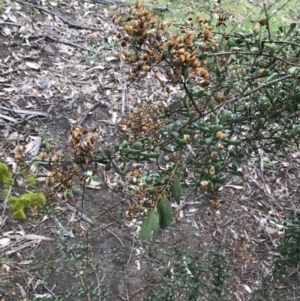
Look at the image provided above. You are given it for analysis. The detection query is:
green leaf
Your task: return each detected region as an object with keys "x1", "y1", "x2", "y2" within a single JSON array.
[
  {"x1": 174, "y1": 137, "x2": 187, "y2": 147},
  {"x1": 112, "y1": 161, "x2": 126, "y2": 176},
  {"x1": 140, "y1": 207, "x2": 160, "y2": 241},
  {"x1": 120, "y1": 140, "x2": 128, "y2": 148},
  {"x1": 157, "y1": 196, "x2": 172, "y2": 229},
  {"x1": 286, "y1": 23, "x2": 297, "y2": 38},
  {"x1": 181, "y1": 129, "x2": 194, "y2": 135},
  {"x1": 265, "y1": 43, "x2": 278, "y2": 51},
  {"x1": 105, "y1": 162, "x2": 111, "y2": 171},
  {"x1": 172, "y1": 175, "x2": 182, "y2": 205},
  {"x1": 266, "y1": 73, "x2": 278, "y2": 82},
  {"x1": 190, "y1": 88, "x2": 206, "y2": 98},
  {"x1": 198, "y1": 54, "x2": 208, "y2": 60},
  {"x1": 204, "y1": 137, "x2": 215, "y2": 145},
  {"x1": 223, "y1": 139, "x2": 241, "y2": 146},
  {"x1": 250, "y1": 47, "x2": 259, "y2": 53},
  {"x1": 132, "y1": 141, "x2": 143, "y2": 150},
  {"x1": 182, "y1": 94, "x2": 189, "y2": 108},
  {"x1": 121, "y1": 148, "x2": 141, "y2": 155},
  {"x1": 198, "y1": 126, "x2": 211, "y2": 133},
  {"x1": 104, "y1": 149, "x2": 111, "y2": 159},
  {"x1": 288, "y1": 67, "x2": 300, "y2": 76},
  {"x1": 140, "y1": 152, "x2": 159, "y2": 159},
  {"x1": 219, "y1": 110, "x2": 231, "y2": 125},
  {"x1": 227, "y1": 38, "x2": 236, "y2": 48},
  {"x1": 188, "y1": 112, "x2": 196, "y2": 123},
  {"x1": 140, "y1": 212, "x2": 153, "y2": 240},
  {"x1": 209, "y1": 125, "x2": 223, "y2": 132},
  {"x1": 290, "y1": 93, "x2": 300, "y2": 102},
  {"x1": 265, "y1": 89, "x2": 274, "y2": 103}
]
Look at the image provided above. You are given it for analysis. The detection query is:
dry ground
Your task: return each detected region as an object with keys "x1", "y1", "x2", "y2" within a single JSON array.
[{"x1": 0, "y1": 1, "x2": 300, "y2": 301}]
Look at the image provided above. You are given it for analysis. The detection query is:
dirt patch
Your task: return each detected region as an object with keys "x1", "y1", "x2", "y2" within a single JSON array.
[{"x1": 0, "y1": 1, "x2": 300, "y2": 301}]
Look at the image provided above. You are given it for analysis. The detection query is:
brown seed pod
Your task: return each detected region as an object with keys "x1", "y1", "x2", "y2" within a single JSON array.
[
  {"x1": 209, "y1": 166, "x2": 215, "y2": 175},
  {"x1": 142, "y1": 65, "x2": 150, "y2": 72},
  {"x1": 135, "y1": 0, "x2": 143, "y2": 9},
  {"x1": 200, "y1": 80, "x2": 210, "y2": 87},
  {"x1": 39, "y1": 152, "x2": 48, "y2": 160},
  {"x1": 177, "y1": 48, "x2": 185, "y2": 55},
  {"x1": 14, "y1": 153, "x2": 22, "y2": 161},
  {"x1": 178, "y1": 54, "x2": 185, "y2": 64},
  {"x1": 184, "y1": 52, "x2": 191, "y2": 61},
  {"x1": 216, "y1": 131, "x2": 225, "y2": 140},
  {"x1": 123, "y1": 50, "x2": 131, "y2": 57},
  {"x1": 259, "y1": 18, "x2": 267, "y2": 26},
  {"x1": 200, "y1": 180, "x2": 208, "y2": 190}
]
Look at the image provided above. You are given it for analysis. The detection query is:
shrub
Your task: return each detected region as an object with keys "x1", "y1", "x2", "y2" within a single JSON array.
[{"x1": 109, "y1": 0, "x2": 300, "y2": 240}]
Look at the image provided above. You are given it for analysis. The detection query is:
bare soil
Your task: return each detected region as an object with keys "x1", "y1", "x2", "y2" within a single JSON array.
[{"x1": 0, "y1": 1, "x2": 300, "y2": 301}]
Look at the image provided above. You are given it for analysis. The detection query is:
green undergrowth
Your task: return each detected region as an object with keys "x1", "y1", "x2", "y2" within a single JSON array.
[
  {"x1": 0, "y1": 162, "x2": 46, "y2": 220},
  {"x1": 134, "y1": 0, "x2": 298, "y2": 34},
  {"x1": 0, "y1": 162, "x2": 13, "y2": 185},
  {"x1": 8, "y1": 192, "x2": 46, "y2": 220},
  {"x1": 0, "y1": 0, "x2": 4, "y2": 12}
]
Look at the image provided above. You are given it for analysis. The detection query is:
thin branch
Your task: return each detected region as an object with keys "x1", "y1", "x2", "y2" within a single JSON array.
[
  {"x1": 207, "y1": 51, "x2": 300, "y2": 67},
  {"x1": 105, "y1": 228, "x2": 125, "y2": 247},
  {"x1": 46, "y1": 35, "x2": 96, "y2": 53}
]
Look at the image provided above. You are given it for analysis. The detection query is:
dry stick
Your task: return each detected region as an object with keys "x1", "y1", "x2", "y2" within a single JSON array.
[
  {"x1": 206, "y1": 51, "x2": 300, "y2": 68},
  {"x1": 14, "y1": 0, "x2": 102, "y2": 31},
  {"x1": 78, "y1": 101, "x2": 104, "y2": 126},
  {"x1": 46, "y1": 35, "x2": 96, "y2": 53},
  {"x1": 124, "y1": 239, "x2": 135, "y2": 301},
  {"x1": 53, "y1": 195, "x2": 94, "y2": 225},
  {"x1": 105, "y1": 228, "x2": 124, "y2": 247},
  {"x1": 90, "y1": 262, "x2": 103, "y2": 301},
  {"x1": 12, "y1": 265, "x2": 57, "y2": 298},
  {"x1": 0, "y1": 185, "x2": 12, "y2": 226},
  {"x1": 70, "y1": 253, "x2": 92, "y2": 301},
  {"x1": 119, "y1": 60, "x2": 127, "y2": 116}
]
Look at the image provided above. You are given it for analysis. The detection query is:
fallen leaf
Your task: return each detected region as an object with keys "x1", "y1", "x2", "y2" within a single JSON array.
[
  {"x1": 16, "y1": 283, "x2": 26, "y2": 298},
  {"x1": 8, "y1": 12, "x2": 18, "y2": 23},
  {"x1": 224, "y1": 185, "x2": 244, "y2": 189},
  {"x1": 0, "y1": 237, "x2": 10, "y2": 247},
  {"x1": 26, "y1": 62, "x2": 41, "y2": 70},
  {"x1": 135, "y1": 260, "x2": 141, "y2": 271},
  {"x1": 243, "y1": 284, "x2": 252, "y2": 293},
  {"x1": 24, "y1": 234, "x2": 53, "y2": 241}
]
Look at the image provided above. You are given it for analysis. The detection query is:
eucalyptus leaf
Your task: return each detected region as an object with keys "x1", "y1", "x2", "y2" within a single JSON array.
[
  {"x1": 157, "y1": 196, "x2": 172, "y2": 229},
  {"x1": 140, "y1": 207, "x2": 160, "y2": 241},
  {"x1": 172, "y1": 175, "x2": 182, "y2": 205}
]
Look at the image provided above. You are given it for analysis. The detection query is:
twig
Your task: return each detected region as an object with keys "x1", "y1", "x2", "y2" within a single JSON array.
[
  {"x1": 91, "y1": 262, "x2": 103, "y2": 301},
  {"x1": 105, "y1": 228, "x2": 124, "y2": 247},
  {"x1": 78, "y1": 101, "x2": 104, "y2": 126},
  {"x1": 14, "y1": 0, "x2": 102, "y2": 31},
  {"x1": 119, "y1": 60, "x2": 128, "y2": 116},
  {"x1": 124, "y1": 239, "x2": 135, "y2": 301},
  {"x1": 70, "y1": 253, "x2": 92, "y2": 301},
  {"x1": 12, "y1": 265, "x2": 57, "y2": 298},
  {"x1": 46, "y1": 35, "x2": 96, "y2": 53},
  {"x1": 1, "y1": 185, "x2": 12, "y2": 225},
  {"x1": 53, "y1": 195, "x2": 94, "y2": 224},
  {"x1": 206, "y1": 51, "x2": 300, "y2": 68}
]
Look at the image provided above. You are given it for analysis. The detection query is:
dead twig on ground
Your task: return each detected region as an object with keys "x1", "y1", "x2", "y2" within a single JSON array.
[
  {"x1": 14, "y1": 0, "x2": 102, "y2": 31},
  {"x1": 46, "y1": 35, "x2": 96, "y2": 53}
]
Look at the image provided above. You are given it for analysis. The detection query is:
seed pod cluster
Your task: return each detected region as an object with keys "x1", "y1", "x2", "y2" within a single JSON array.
[{"x1": 114, "y1": 0, "x2": 217, "y2": 88}]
